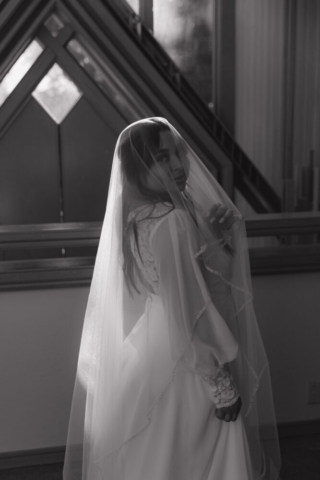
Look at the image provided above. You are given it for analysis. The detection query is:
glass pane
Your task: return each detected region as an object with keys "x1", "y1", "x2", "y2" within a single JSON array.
[
  {"x1": 153, "y1": 0, "x2": 213, "y2": 105},
  {"x1": 126, "y1": 0, "x2": 139, "y2": 14},
  {"x1": 0, "y1": 40, "x2": 43, "y2": 107},
  {"x1": 32, "y1": 63, "x2": 82, "y2": 124},
  {"x1": 67, "y1": 38, "x2": 142, "y2": 121},
  {"x1": 44, "y1": 12, "x2": 64, "y2": 38}
]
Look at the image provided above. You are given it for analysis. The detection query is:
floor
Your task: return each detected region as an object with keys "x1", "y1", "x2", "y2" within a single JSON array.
[{"x1": 0, "y1": 434, "x2": 319, "y2": 480}]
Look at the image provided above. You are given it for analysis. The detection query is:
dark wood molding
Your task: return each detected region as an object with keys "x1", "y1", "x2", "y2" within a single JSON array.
[
  {"x1": 0, "y1": 446, "x2": 66, "y2": 470},
  {"x1": 0, "y1": 222, "x2": 101, "y2": 249},
  {"x1": 0, "y1": 0, "x2": 55, "y2": 79},
  {"x1": 139, "y1": 0, "x2": 153, "y2": 33},
  {"x1": 250, "y1": 245, "x2": 320, "y2": 276},
  {"x1": 213, "y1": 0, "x2": 235, "y2": 135},
  {"x1": 0, "y1": 256, "x2": 94, "y2": 291},
  {"x1": 0, "y1": 213, "x2": 320, "y2": 290},
  {"x1": 246, "y1": 211, "x2": 320, "y2": 237}
]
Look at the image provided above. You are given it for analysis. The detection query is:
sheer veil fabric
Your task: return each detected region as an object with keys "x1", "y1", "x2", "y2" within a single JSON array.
[{"x1": 63, "y1": 118, "x2": 281, "y2": 480}]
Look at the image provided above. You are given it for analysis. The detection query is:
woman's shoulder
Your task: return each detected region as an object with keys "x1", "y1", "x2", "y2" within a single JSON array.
[
  {"x1": 127, "y1": 202, "x2": 173, "y2": 223},
  {"x1": 149, "y1": 207, "x2": 194, "y2": 249}
]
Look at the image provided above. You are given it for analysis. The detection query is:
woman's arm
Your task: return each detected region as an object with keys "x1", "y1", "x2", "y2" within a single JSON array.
[{"x1": 151, "y1": 209, "x2": 241, "y2": 420}]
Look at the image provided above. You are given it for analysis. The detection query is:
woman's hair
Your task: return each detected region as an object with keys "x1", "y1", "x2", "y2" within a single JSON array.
[
  {"x1": 119, "y1": 119, "x2": 174, "y2": 295},
  {"x1": 119, "y1": 119, "x2": 171, "y2": 197}
]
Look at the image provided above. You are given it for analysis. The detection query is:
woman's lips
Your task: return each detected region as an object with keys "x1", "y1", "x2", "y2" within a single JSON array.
[{"x1": 174, "y1": 174, "x2": 186, "y2": 183}]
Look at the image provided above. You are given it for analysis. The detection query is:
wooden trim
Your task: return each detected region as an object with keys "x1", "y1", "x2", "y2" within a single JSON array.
[
  {"x1": 0, "y1": 0, "x2": 45, "y2": 55},
  {"x1": 277, "y1": 419, "x2": 320, "y2": 439},
  {"x1": 0, "y1": 214, "x2": 319, "y2": 289},
  {"x1": 0, "y1": 0, "x2": 23, "y2": 30},
  {"x1": 0, "y1": 223, "x2": 101, "y2": 249},
  {"x1": 0, "y1": 47, "x2": 56, "y2": 136},
  {"x1": 250, "y1": 245, "x2": 320, "y2": 275},
  {"x1": 0, "y1": 0, "x2": 55, "y2": 80},
  {"x1": 0, "y1": 446, "x2": 65, "y2": 470},
  {"x1": 0, "y1": 257, "x2": 94, "y2": 291},
  {"x1": 214, "y1": 0, "x2": 236, "y2": 135},
  {"x1": 282, "y1": 0, "x2": 297, "y2": 183},
  {"x1": 246, "y1": 212, "x2": 320, "y2": 237},
  {"x1": 139, "y1": 0, "x2": 153, "y2": 33},
  {"x1": 2, "y1": 213, "x2": 318, "y2": 245}
]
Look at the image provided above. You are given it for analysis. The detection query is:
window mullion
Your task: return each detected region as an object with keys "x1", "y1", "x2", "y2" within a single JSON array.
[
  {"x1": 36, "y1": 25, "x2": 127, "y2": 133},
  {"x1": 0, "y1": 47, "x2": 55, "y2": 136},
  {"x1": 0, "y1": 0, "x2": 55, "y2": 79}
]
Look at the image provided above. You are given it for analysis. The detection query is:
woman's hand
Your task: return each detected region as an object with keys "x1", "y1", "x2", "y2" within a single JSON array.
[
  {"x1": 203, "y1": 204, "x2": 242, "y2": 230},
  {"x1": 215, "y1": 397, "x2": 242, "y2": 422}
]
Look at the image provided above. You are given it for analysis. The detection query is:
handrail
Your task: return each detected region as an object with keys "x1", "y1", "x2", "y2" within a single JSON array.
[
  {"x1": 0, "y1": 213, "x2": 319, "y2": 289},
  {"x1": 99, "y1": 0, "x2": 281, "y2": 212},
  {"x1": 0, "y1": 212, "x2": 319, "y2": 249},
  {"x1": 245, "y1": 211, "x2": 320, "y2": 237},
  {"x1": 0, "y1": 222, "x2": 101, "y2": 249}
]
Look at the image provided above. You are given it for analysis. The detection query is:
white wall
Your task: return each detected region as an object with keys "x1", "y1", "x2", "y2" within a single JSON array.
[
  {"x1": 1, "y1": 272, "x2": 320, "y2": 453},
  {"x1": 252, "y1": 272, "x2": 320, "y2": 424},
  {"x1": 0, "y1": 287, "x2": 89, "y2": 453}
]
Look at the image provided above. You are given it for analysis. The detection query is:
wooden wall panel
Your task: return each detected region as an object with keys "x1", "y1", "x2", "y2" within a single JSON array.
[
  {"x1": 293, "y1": 1, "x2": 320, "y2": 171},
  {"x1": 235, "y1": 0, "x2": 286, "y2": 201},
  {"x1": 60, "y1": 96, "x2": 118, "y2": 222},
  {"x1": 0, "y1": 97, "x2": 61, "y2": 225}
]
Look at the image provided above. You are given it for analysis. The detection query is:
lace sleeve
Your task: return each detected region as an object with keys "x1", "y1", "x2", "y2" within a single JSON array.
[{"x1": 201, "y1": 365, "x2": 240, "y2": 408}]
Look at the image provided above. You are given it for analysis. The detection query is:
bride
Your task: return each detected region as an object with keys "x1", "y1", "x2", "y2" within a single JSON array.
[{"x1": 63, "y1": 118, "x2": 281, "y2": 480}]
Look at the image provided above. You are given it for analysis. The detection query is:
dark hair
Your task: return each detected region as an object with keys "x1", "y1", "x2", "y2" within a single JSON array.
[
  {"x1": 119, "y1": 120, "x2": 174, "y2": 295},
  {"x1": 119, "y1": 119, "x2": 171, "y2": 197}
]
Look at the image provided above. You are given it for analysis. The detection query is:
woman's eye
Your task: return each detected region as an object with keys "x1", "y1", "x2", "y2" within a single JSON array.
[{"x1": 158, "y1": 155, "x2": 169, "y2": 163}]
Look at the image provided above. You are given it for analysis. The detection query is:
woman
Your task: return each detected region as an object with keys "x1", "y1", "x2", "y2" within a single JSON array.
[{"x1": 63, "y1": 118, "x2": 281, "y2": 480}]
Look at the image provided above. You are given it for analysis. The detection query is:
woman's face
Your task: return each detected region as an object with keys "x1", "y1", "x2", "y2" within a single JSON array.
[{"x1": 144, "y1": 131, "x2": 187, "y2": 193}]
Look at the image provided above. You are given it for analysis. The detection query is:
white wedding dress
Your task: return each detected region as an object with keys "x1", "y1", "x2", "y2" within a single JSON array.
[
  {"x1": 112, "y1": 203, "x2": 253, "y2": 480},
  {"x1": 64, "y1": 118, "x2": 281, "y2": 480}
]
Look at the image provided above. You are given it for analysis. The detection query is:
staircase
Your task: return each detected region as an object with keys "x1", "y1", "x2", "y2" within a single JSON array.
[{"x1": 102, "y1": 0, "x2": 282, "y2": 214}]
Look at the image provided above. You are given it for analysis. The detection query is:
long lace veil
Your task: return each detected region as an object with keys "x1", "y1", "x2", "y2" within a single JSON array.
[{"x1": 63, "y1": 118, "x2": 281, "y2": 480}]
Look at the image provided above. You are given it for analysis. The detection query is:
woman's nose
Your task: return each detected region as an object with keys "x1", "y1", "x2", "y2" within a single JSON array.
[{"x1": 170, "y1": 154, "x2": 182, "y2": 170}]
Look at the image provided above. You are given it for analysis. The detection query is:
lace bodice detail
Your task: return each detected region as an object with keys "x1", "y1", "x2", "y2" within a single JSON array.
[{"x1": 129, "y1": 203, "x2": 173, "y2": 294}]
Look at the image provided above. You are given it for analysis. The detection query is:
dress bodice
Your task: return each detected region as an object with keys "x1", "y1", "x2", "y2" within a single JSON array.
[
  {"x1": 129, "y1": 203, "x2": 233, "y2": 298},
  {"x1": 128, "y1": 203, "x2": 173, "y2": 295}
]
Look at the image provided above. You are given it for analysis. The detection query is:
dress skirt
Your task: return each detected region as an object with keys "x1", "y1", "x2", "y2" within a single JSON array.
[{"x1": 98, "y1": 293, "x2": 253, "y2": 480}]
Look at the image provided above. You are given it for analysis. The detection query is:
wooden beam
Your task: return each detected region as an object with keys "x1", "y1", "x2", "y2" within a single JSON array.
[
  {"x1": 213, "y1": 0, "x2": 235, "y2": 135},
  {"x1": 0, "y1": 222, "x2": 102, "y2": 249},
  {"x1": 246, "y1": 211, "x2": 320, "y2": 237},
  {"x1": 0, "y1": 0, "x2": 55, "y2": 80},
  {"x1": 139, "y1": 0, "x2": 153, "y2": 32}
]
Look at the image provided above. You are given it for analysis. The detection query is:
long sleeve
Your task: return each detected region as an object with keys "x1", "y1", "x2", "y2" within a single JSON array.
[{"x1": 150, "y1": 209, "x2": 240, "y2": 408}]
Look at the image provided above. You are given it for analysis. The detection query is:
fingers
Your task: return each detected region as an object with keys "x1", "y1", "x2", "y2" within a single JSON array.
[
  {"x1": 215, "y1": 408, "x2": 237, "y2": 423},
  {"x1": 215, "y1": 397, "x2": 242, "y2": 423},
  {"x1": 203, "y1": 205, "x2": 238, "y2": 230},
  {"x1": 215, "y1": 408, "x2": 224, "y2": 420}
]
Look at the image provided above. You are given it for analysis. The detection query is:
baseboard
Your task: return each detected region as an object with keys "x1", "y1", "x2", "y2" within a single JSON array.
[
  {"x1": 0, "y1": 446, "x2": 65, "y2": 470},
  {"x1": 277, "y1": 418, "x2": 320, "y2": 439},
  {"x1": 1, "y1": 419, "x2": 320, "y2": 470}
]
